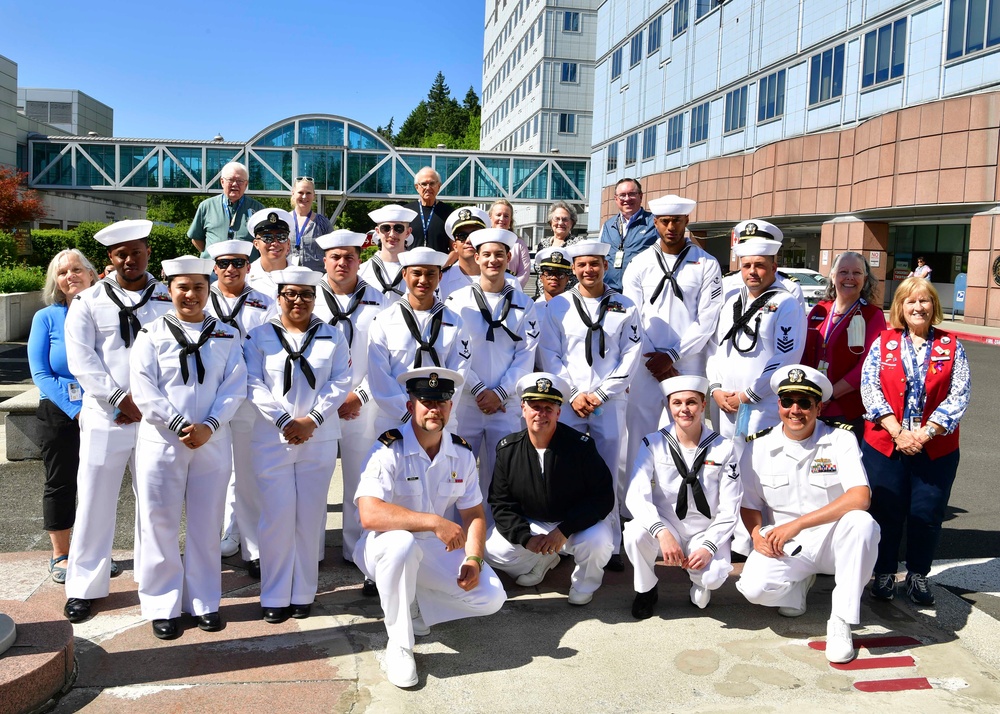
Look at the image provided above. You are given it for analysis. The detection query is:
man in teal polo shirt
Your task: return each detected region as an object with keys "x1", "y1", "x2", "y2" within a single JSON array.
[{"x1": 189, "y1": 162, "x2": 265, "y2": 259}]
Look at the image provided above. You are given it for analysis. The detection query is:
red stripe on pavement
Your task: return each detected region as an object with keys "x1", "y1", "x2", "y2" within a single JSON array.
[
  {"x1": 809, "y1": 635, "x2": 922, "y2": 651},
  {"x1": 854, "y1": 677, "x2": 932, "y2": 693},
  {"x1": 830, "y1": 655, "x2": 916, "y2": 670},
  {"x1": 948, "y1": 331, "x2": 1000, "y2": 346}
]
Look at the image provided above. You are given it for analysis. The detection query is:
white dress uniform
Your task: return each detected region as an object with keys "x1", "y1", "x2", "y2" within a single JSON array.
[
  {"x1": 312, "y1": 277, "x2": 391, "y2": 561},
  {"x1": 436, "y1": 264, "x2": 522, "y2": 301},
  {"x1": 244, "y1": 316, "x2": 352, "y2": 607},
  {"x1": 130, "y1": 313, "x2": 247, "y2": 620},
  {"x1": 359, "y1": 254, "x2": 406, "y2": 299},
  {"x1": 736, "y1": 421, "x2": 880, "y2": 624},
  {"x1": 205, "y1": 284, "x2": 276, "y2": 563},
  {"x1": 247, "y1": 259, "x2": 281, "y2": 298},
  {"x1": 621, "y1": 241, "x2": 724, "y2": 476},
  {"x1": 446, "y1": 282, "x2": 539, "y2": 509},
  {"x1": 624, "y1": 426, "x2": 741, "y2": 596},
  {"x1": 706, "y1": 284, "x2": 806, "y2": 440},
  {"x1": 722, "y1": 271, "x2": 806, "y2": 310},
  {"x1": 367, "y1": 299, "x2": 470, "y2": 435},
  {"x1": 538, "y1": 285, "x2": 642, "y2": 552},
  {"x1": 64, "y1": 274, "x2": 173, "y2": 599},
  {"x1": 354, "y1": 425, "x2": 507, "y2": 650}
]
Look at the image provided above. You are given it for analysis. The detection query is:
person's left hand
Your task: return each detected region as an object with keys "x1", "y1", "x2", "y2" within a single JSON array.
[
  {"x1": 535, "y1": 528, "x2": 567, "y2": 555},
  {"x1": 476, "y1": 389, "x2": 504, "y2": 415},
  {"x1": 337, "y1": 392, "x2": 362, "y2": 420},
  {"x1": 457, "y1": 559, "x2": 481, "y2": 591},
  {"x1": 179, "y1": 423, "x2": 212, "y2": 449},
  {"x1": 644, "y1": 352, "x2": 678, "y2": 382},
  {"x1": 762, "y1": 522, "x2": 801, "y2": 557},
  {"x1": 283, "y1": 417, "x2": 317, "y2": 445},
  {"x1": 684, "y1": 547, "x2": 712, "y2": 571}
]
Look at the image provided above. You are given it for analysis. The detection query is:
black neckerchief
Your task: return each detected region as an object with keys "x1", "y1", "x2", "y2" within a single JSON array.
[
  {"x1": 649, "y1": 243, "x2": 692, "y2": 304},
  {"x1": 103, "y1": 277, "x2": 157, "y2": 347},
  {"x1": 371, "y1": 255, "x2": 404, "y2": 296},
  {"x1": 471, "y1": 283, "x2": 521, "y2": 343},
  {"x1": 720, "y1": 287, "x2": 779, "y2": 353},
  {"x1": 319, "y1": 279, "x2": 368, "y2": 348},
  {"x1": 664, "y1": 429, "x2": 715, "y2": 520},
  {"x1": 399, "y1": 301, "x2": 444, "y2": 368},
  {"x1": 270, "y1": 318, "x2": 322, "y2": 394},
  {"x1": 210, "y1": 285, "x2": 251, "y2": 336},
  {"x1": 571, "y1": 286, "x2": 614, "y2": 366},
  {"x1": 163, "y1": 314, "x2": 216, "y2": 384}
]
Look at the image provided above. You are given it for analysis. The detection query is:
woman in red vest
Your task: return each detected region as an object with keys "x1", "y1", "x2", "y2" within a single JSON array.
[
  {"x1": 804, "y1": 251, "x2": 886, "y2": 436},
  {"x1": 860, "y1": 277, "x2": 970, "y2": 606}
]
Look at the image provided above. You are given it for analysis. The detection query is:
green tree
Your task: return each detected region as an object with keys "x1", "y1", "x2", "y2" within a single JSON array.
[
  {"x1": 394, "y1": 73, "x2": 480, "y2": 149},
  {"x1": 145, "y1": 194, "x2": 207, "y2": 225}
]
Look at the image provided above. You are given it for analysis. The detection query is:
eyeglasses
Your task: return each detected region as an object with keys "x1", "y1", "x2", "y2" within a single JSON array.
[
  {"x1": 256, "y1": 233, "x2": 290, "y2": 244},
  {"x1": 541, "y1": 268, "x2": 571, "y2": 277},
  {"x1": 215, "y1": 258, "x2": 248, "y2": 269},
  {"x1": 377, "y1": 223, "x2": 408, "y2": 235},
  {"x1": 779, "y1": 397, "x2": 817, "y2": 410},
  {"x1": 279, "y1": 290, "x2": 316, "y2": 303},
  {"x1": 221, "y1": 177, "x2": 247, "y2": 186},
  {"x1": 416, "y1": 181, "x2": 440, "y2": 188},
  {"x1": 615, "y1": 191, "x2": 640, "y2": 200}
]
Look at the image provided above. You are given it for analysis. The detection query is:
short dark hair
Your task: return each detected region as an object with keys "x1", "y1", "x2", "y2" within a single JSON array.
[
  {"x1": 324, "y1": 246, "x2": 362, "y2": 257},
  {"x1": 615, "y1": 177, "x2": 643, "y2": 194}
]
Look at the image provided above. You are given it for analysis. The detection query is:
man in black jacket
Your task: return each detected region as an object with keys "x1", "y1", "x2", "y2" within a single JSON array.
[{"x1": 485, "y1": 372, "x2": 615, "y2": 605}]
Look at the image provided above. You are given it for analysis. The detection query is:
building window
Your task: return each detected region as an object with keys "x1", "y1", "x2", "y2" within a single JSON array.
[
  {"x1": 563, "y1": 11, "x2": 580, "y2": 32},
  {"x1": 947, "y1": 0, "x2": 1000, "y2": 59},
  {"x1": 690, "y1": 102, "x2": 710, "y2": 144},
  {"x1": 611, "y1": 48, "x2": 623, "y2": 80},
  {"x1": 561, "y1": 62, "x2": 578, "y2": 83},
  {"x1": 607, "y1": 143, "x2": 618, "y2": 172},
  {"x1": 673, "y1": 0, "x2": 689, "y2": 37},
  {"x1": 630, "y1": 31, "x2": 645, "y2": 67},
  {"x1": 642, "y1": 125, "x2": 658, "y2": 160},
  {"x1": 724, "y1": 86, "x2": 748, "y2": 133},
  {"x1": 863, "y1": 18, "x2": 907, "y2": 87},
  {"x1": 667, "y1": 114, "x2": 684, "y2": 152},
  {"x1": 625, "y1": 133, "x2": 639, "y2": 166},
  {"x1": 696, "y1": 0, "x2": 724, "y2": 20},
  {"x1": 648, "y1": 15, "x2": 662, "y2": 54},
  {"x1": 757, "y1": 69, "x2": 786, "y2": 122},
  {"x1": 558, "y1": 113, "x2": 576, "y2": 134},
  {"x1": 808, "y1": 44, "x2": 845, "y2": 105}
]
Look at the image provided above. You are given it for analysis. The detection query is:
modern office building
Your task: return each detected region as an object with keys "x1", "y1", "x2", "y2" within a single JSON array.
[
  {"x1": 482, "y1": 0, "x2": 600, "y2": 245},
  {"x1": 592, "y1": 0, "x2": 1000, "y2": 325},
  {"x1": 17, "y1": 87, "x2": 113, "y2": 137}
]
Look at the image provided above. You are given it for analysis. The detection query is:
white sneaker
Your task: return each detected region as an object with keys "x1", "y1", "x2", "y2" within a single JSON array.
[
  {"x1": 220, "y1": 535, "x2": 240, "y2": 558},
  {"x1": 567, "y1": 587, "x2": 593, "y2": 606},
  {"x1": 825, "y1": 614, "x2": 856, "y2": 663},
  {"x1": 778, "y1": 573, "x2": 816, "y2": 617},
  {"x1": 410, "y1": 600, "x2": 430, "y2": 637},
  {"x1": 690, "y1": 583, "x2": 711, "y2": 609},
  {"x1": 384, "y1": 642, "x2": 418, "y2": 688},
  {"x1": 516, "y1": 552, "x2": 560, "y2": 587}
]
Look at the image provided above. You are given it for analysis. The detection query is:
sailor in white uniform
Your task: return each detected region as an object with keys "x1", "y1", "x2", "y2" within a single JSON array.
[
  {"x1": 538, "y1": 240, "x2": 642, "y2": 567},
  {"x1": 244, "y1": 267, "x2": 352, "y2": 623},
  {"x1": 445, "y1": 227, "x2": 538, "y2": 511},
  {"x1": 437, "y1": 207, "x2": 522, "y2": 300},
  {"x1": 736, "y1": 365, "x2": 880, "y2": 664},
  {"x1": 246, "y1": 209, "x2": 294, "y2": 298},
  {"x1": 358, "y1": 205, "x2": 415, "y2": 299},
  {"x1": 355, "y1": 367, "x2": 506, "y2": 689},
  {"x1": 311, "y1": 229, "x2": 391, "y2": 565},
  {"x1": 721, "y1": 220, "x2": 806, "y2": 309},
  {"x1": 532, "y1": 247, "x2": 573, "y2": 368},
  {"x1": 367, "y1": 247, "x2": 471, "y2": 436},
  {"x1": 206, "y1": 240, "x2": 276, "y2": 578},
  {"x1": 63, "y1": 219, "x2": 174, "y2": 624},
  {"x1": 624, "y1": 375, "x2": 741, "y2": 619},
  {"x1": 130, "y1": 256, "x2": 247, "y2": 639}
]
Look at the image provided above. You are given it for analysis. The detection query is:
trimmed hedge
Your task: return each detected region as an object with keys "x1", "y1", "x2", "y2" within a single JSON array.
[{"x1": 0, "y1": 264, "x2": 44, "y2": 293}]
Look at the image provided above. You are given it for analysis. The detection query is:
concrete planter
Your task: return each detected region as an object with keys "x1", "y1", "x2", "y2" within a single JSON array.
[
  {"x1": 0, "y1": 291, "x2": 43, "y2": 342},
  {"x1": 0, "y1": 386, "x2": 41, "y2": 460}
]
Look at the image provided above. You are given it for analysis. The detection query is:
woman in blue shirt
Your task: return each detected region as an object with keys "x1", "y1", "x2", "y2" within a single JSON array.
[{"x1": 28, "y1": 249, "x2": 98, "y2": 583}]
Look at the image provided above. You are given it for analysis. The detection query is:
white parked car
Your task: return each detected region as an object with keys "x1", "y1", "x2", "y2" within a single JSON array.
[{"x1": 781, "y1": 268, "x2": 828, "y2": 306}]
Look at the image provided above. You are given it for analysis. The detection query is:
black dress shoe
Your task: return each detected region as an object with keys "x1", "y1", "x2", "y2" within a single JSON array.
[
  {"x1": 631, "y1": 585, "x2": 658, "y2": 620},
  {"x1": 196, "y1": 612, "x2": 222, "y2": 631},
  {"x1": 604, "y1": 553, "x2": 625, "y2": 572},
  {"x1": 362, "y1": 578, "x2": 378, "y2": 597},
  {"x1": 64, "y1": 598, "x2": 92, "y2": 623},
  {"x1": 290, "y1": 603, "x2": 312, "y2": 619},
  {"x1": 152, "y1": 618, "x2": 179, "y2": 640},
  {"x1": 245, "y1": 559, "x2": 261, "y2": 579},
  {"x1": 262, "y1": 606, "x2": 289, "y2": 624}
]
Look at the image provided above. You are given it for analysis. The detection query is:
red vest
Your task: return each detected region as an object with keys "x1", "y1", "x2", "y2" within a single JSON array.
[{"x1": 863, "y1": 328, "x2": 960, "y2": 459}]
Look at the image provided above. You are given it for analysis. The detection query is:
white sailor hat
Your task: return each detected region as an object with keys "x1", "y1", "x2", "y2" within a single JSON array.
[
  {"x1": 567, "y1": 240, "x2": 611, "y2": 259},
  {"x1": 207, "y1": 239, "x2": 253, "y2": 258},
  {"x1": 445, "y1": 206, "x2": 490, "y2": 240},
  {"x1": 271, "y1": 266, "x2": 322, "y2": 287},
  {"x1": 733, "y1": 238, "x2": 782, "y2": 258},
  {"x1": 516, "y1": 372, "x2": 569, "y2": 404},
  {"x1": 248, "y1": 209, "x2": 293, "y2": 235},
  {"x1": 162, "y1": 256, "x2": 215, "y2": 277},
  {"x1": 535, "y1": 247, "x2": 573, "y2": 273},
  {"x1": 769, "y1": 364, "x2": 833, "y2": 402},
  {"x1": 659, "y1": 375, "x2": 710, "y2": 400},
  {"x1": 316, "y1": 230, "x2": 366, "y2": 251},
  {"x1": 732, "y1": 219, "x2": 783, "y2": 243},
  {"x1": 368, "y1": 204, "x2": 418, "y2": 225},
  {"x1": 94, "y1": 219, "x2": 153, "y2": 247},
  {"x1": 470, "y1": 227, "x2": 516, "y2": 250},
  {"x1": 648, "y1": 194, "x2": 697, "y2": 217},
  {"x1": 398, "y1": 246, "x2": 448, "y2": 268},
  {"x1": 397, "y1": 366, "x2": 464, "y2": 400}
]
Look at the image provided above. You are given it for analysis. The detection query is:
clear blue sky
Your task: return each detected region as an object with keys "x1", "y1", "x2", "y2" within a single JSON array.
[{"x1": 2, "y1": 1, "x2": 486, "y2": 141}]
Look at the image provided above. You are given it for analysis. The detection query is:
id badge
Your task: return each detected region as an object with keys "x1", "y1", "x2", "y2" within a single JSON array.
[
  {"x1": 67, "y1": 382, "x2": 83, "y2": 402},
  {"x1": 614, "y1": 251, "x2": 624, "y2": 269},
  {"x1": 908, "y1": 416, "x2": 922, "y2": 431},
  {"x1": 817, "y1": 360, "x2": 828, "y2": 376}
]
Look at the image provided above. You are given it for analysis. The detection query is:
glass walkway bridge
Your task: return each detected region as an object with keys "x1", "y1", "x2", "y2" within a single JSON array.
[{"x1": 26, "y1": 113, "x2": 590, "y2": 216}]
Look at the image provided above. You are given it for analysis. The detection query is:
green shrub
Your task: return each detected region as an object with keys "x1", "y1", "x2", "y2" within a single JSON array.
[
  {"x1": 72, "y1": 222, "x2": 109, "y2": 275},
  {"x1": 0, "y1": 264, "x2": 44, "y2": 293},
  {"x1": 26, "y1": 229, "x2": 76, "y2": 269},
  {"x1": 71, "y1": 221, "x2": 195, "y2": 279},
  {"x1": 0, "y1": 231, "x2": 19, "y2": 268},
  {"x1": 361, "y1": 245, "x2": 378, "y2": 262}
]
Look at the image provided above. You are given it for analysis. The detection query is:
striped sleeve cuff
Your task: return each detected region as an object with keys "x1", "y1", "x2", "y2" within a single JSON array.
[
  {"x1": 569, "y1": 387, "x2": 580, "y2": 401},
  {"x1": 308, "y1": 410, "x2": 324, "y2": 427},
  {"x1": 708, "y1": 382, "x2": 722, "y2": 394},
  {"x1": 470, "y1": 381, "x2": 486, "y2": 397},
  {"x1": 109, "y1": 388, "x2": 127, "y2": 407},
  {"x1": 701, "y1": 540, "x2": 718, "y2": 555},
  {"x1": 648, "y1": 522, "x2": 666, "y2": 538},
  {"x1": 745, "y1": 388, "x2": 762, "y2": 403},
  {"x1": 275, "y1": 413, "x2": 292, "y2": 430},
  {"x1": 168, "y1": 414, "x2": 188, "y2": 435},
  {"x1": 204, "y1": 416, "x2": 220, "y2": 433},
  {"x1": 594, "y1": 388, "x2": 610, "y2": 404},
  {"x1": 495, "y1": 385, "x2": 509, "y2": 401},
  {"x1": 355, "y1": 388, "x2": 370, "y2": 404},
  {"x1": 665, "y1": 348, "x2": 679, "y2": 361}
]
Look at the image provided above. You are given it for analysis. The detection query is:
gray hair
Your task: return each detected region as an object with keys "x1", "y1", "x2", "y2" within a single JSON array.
[
  {"x1": 547, "y1": 201, "x2": 577, "y2": 226},
  {"x1": 221, "y1": 161, "x2": 248, "y2": 180},
  {"x1": 43, "y1": 248, "x2": 99, "y2": 305},
  {"x1": 823, "y1": 251, "x2": 880, "y2": 303},
  {"x1": 414, "y1": 167, "x2": 441, "y2": 186}
]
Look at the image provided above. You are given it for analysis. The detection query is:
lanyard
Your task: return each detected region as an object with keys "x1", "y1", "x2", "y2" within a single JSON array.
[
  {"x1": 418, "y1": 202, "x2": 435, "y2": 238},
  {"x1": 820, "y1": 299, "x2": 861, "y2": 348},
  {"x1": 223, "y1": 196, "x2": 245, "y2": 237},
  {"x1": 293, "y1": 211, "x2": 313, "y2": 249},
  {"x1": 902, "y1": 328, "x2": 934, "y2": 412}
]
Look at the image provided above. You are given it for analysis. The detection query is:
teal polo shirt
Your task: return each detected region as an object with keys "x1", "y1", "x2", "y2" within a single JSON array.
[{"x1": 188, "y1": 194, "x2": 265, "y2": 259}]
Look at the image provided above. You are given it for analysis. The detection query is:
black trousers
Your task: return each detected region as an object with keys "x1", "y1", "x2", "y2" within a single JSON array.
[{"x1": 37, "y1": 399, "x2": 80, "y2": 531}]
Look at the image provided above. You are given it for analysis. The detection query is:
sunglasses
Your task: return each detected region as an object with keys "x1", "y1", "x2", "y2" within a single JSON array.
[
  {"x1": 779, "y1": 397, "x2": 817, "y2": 409},
  {"x1": 295, "y1": 176, "x2": 314, "y2": 182},
  {"x1": 257, "y1": 234, "x2": 290, "y2": 244},
  {"x1": 279, "y1": 290, "x2": 316, "y2": 302},
  {"x1": 377, "y1": 223, "x2": 408, "y2": 235},
  {"x1": 453, "y1": 231, "x2": 475, "y2": 242},
  {"x1": 215, "y1": 258, "x2": 248, "y2": 269}
]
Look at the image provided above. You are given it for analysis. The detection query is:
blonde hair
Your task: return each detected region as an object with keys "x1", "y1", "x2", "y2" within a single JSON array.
[
  {"x1": 489, "y1": 199, "x2": 516, "y2": 230},
  {"x1": 889, "y1": 276, "x2": 943, "y2": 328},
  {"x1": 43, "y1": 249, "x2": 99, "y2": 305}
]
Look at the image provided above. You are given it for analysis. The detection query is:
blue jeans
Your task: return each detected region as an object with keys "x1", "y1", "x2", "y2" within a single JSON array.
[{"x1": 861, "y1": 442, "x2": 959, "y2": 576}]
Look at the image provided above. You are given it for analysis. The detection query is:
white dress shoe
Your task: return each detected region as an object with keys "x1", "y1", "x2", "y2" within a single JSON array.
[
  {"x1": 384, "y1": 643, "x2": 418, "y2": 688},
  {"x1": 410, "y1": 600, "x2": 430, "y2": 637},
  {"x1": 516, "y1": 552, "x2": 560, "y2": 587},
  {"x1": 690, "y1": 583, "x2": 711, "y2": 609},
  {"x1": 567, "y1": 587, "x2": 593, "y2": 606},
  {"x1": 778, "y1": 573, "x2": 816, "y2": 617},
  {"x1": 220, "y1": 535, "x2": 240, "y2": 558},
  {"x1": 825, "y1": 614, "x2": 856, "y2": 663}
]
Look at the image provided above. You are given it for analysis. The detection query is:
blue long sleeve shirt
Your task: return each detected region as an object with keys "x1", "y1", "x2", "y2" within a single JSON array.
[{"x1": 28, "y1": 303, "x2": 83, "y2": 418}]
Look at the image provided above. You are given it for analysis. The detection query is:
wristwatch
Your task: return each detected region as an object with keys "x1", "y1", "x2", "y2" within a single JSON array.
[{"x1": 923, "y1": 424, "x2": 940, "y2": 439}]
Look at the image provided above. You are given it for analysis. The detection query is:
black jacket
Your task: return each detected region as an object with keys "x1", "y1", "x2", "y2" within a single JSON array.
[
  {"x1": 488, "y1": 423, "x2": 614, "y2": 547},
  {"x1": 403, "y1": 200, "x2": 454, "y2": 254}
]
